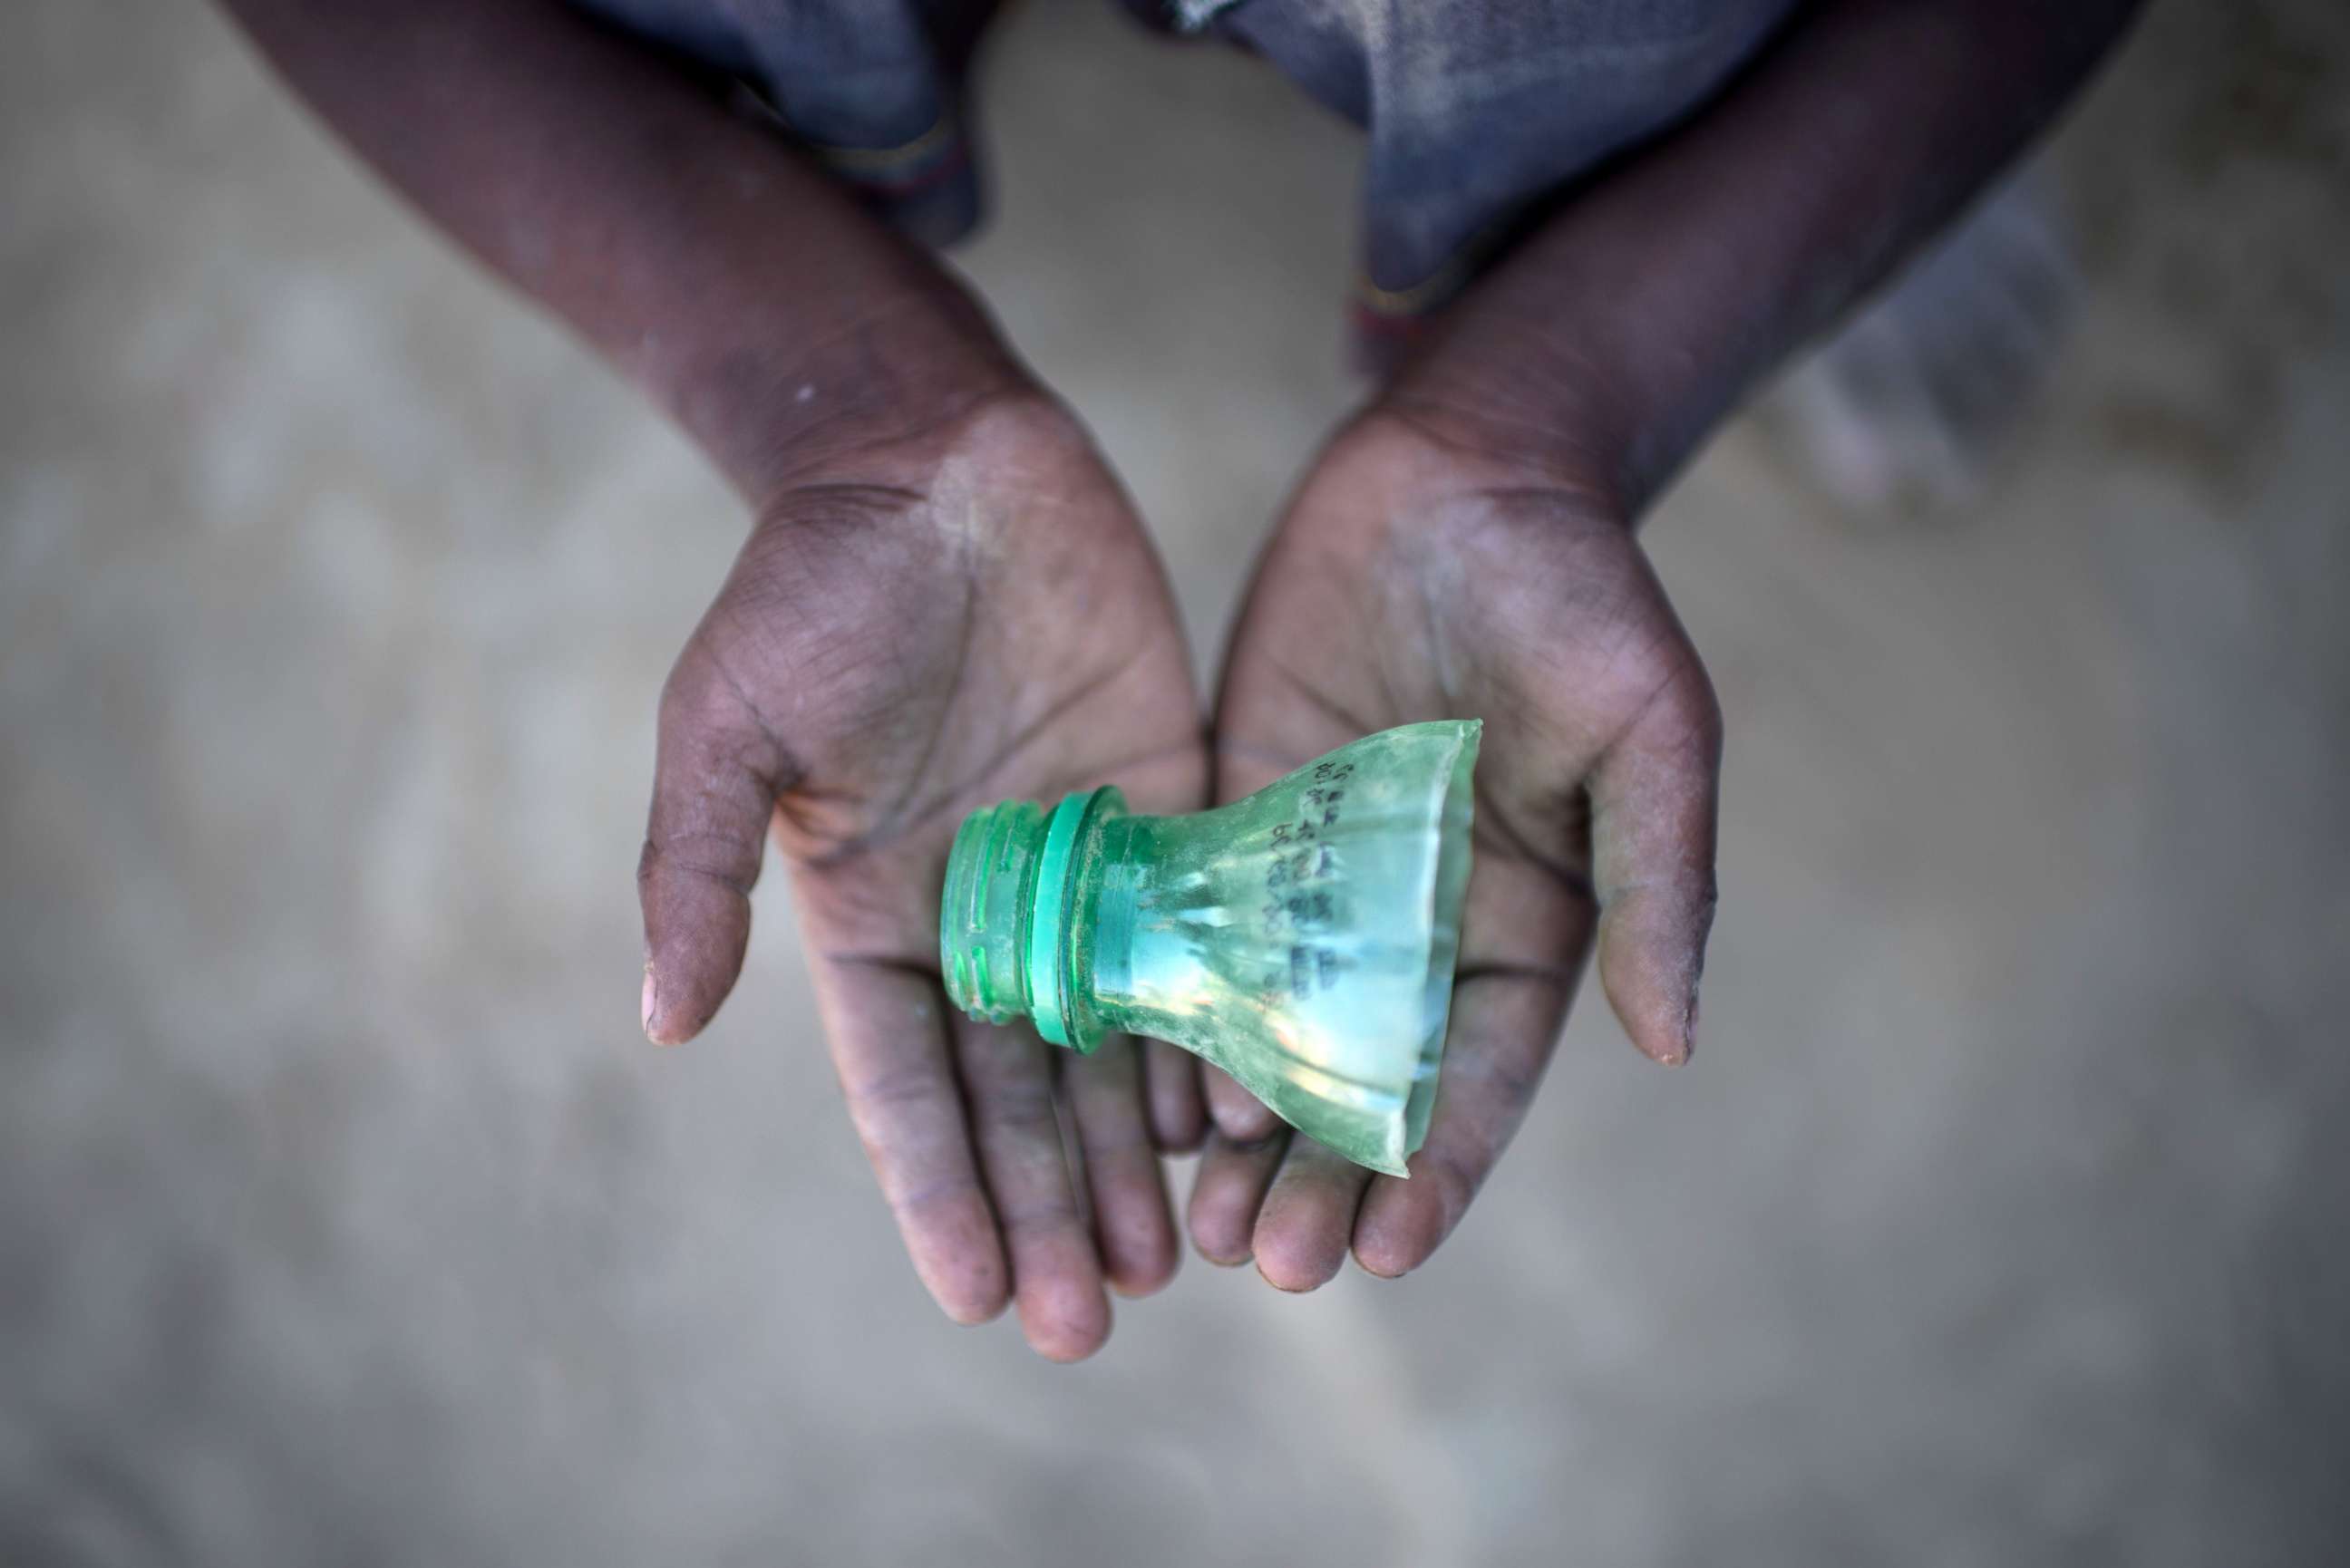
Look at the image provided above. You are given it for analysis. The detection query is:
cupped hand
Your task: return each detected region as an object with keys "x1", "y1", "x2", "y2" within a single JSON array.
[
  {"x1": 1192, "y1": 406, "x2": 1722, "y2": 1289},
  {"x1": 637, "y1": 391, "x2": 1209, "y2": 1360}
]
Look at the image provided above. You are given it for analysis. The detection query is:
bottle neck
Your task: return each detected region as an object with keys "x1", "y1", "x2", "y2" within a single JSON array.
[{"x1": 938, "y1": 785, "x2": 1126, "y2": 1051}]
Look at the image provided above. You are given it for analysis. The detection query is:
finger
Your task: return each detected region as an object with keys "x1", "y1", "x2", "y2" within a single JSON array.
[
  {"x1": 1589, "y1": 653, "x2": 1723, "y2": 1066},
  {"x1": 1354, "y1": 969, "x2": 1576, "y2": 1278},
  {"x1": 1185, "y1": 1129, "x2": 1289, "y2": 1266},
  {"x1": 1203, "y1": 1061, "x2": 1284, "y2": 1142},
  {"x1": 1064, "y1": 1036, "x2": 1180, "y2": 1298},
  {"x1": 809, "y1": 957, "x2": 1007, "y2": 1327},
  {"x1": 1252, "y1": 1137, "x2": 1375, "y2": 1293},
  {"x1": 636, "y1": 636, "x2": 791, "y2": 1045},
  {"x1": 1142, "y1": 1039, "x2": 1207, "y2": 1153},
  {"x1": 952, "y1": 1015, "x2": 1112, "y2": 1361}
]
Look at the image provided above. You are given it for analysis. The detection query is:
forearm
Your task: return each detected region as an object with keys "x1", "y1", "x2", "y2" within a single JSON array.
[
  {"x1": 1387, "y1": 0, "x2": 2142, "y2": 511},
  {"x1": 218, "y1": 0, "x2": 1021, "y2": 502}
]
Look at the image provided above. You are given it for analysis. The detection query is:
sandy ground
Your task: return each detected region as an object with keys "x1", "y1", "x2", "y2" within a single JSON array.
[{"x1": 5, "y1": 1, "x2": 2347, "y2": 1563}]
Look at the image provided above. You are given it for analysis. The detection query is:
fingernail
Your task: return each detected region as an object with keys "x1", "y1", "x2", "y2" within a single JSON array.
[{"x1": 640, "y1": 965, "x2": 658, "y2": 1039}]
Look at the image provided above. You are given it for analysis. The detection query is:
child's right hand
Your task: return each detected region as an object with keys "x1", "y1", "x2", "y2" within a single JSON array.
[
  {"x1": 636, "y1": 383, "x2": 1209, "y2": 1361},
  {"x1": 217, "y1": 0, "x2": 1210, "y2": 1361}
]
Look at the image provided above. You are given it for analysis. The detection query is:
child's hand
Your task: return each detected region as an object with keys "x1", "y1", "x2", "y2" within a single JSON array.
[
  {"x1": 1193, "y1": 407, "x2": 1722, "y2": 1288},
  {"x1": 218, "y1": 0, "x2": 1212, "y2": 1360},
  {"x1": 1178, "y1": 0, "x2": 2141, "y2": 1294},
  {"x1": 638, "y1": 390, "x2": 1207, "y2": 1360}
]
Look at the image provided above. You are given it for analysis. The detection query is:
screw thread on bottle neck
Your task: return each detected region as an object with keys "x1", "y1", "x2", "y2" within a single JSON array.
[
  {"x1": 941, "y1": 798, "x2": 1047, "y2": 1028},
  {"x1": 939, "y1": 787, "x2": 1124, "y2": 1048}
]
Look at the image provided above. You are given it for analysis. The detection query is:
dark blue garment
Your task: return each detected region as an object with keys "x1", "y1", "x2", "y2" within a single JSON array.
[{"x1": 571, "y1": 0, "x2": 1796, "y2": 312}]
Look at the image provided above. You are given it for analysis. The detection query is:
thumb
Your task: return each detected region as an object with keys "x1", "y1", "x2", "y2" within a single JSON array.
[
  {"x1": 1588, "y1": 653, "x2": 1723, "y2": 1066},
  {"x1": 636, "y1": 634, "x2": 793, "y2": 1044}
]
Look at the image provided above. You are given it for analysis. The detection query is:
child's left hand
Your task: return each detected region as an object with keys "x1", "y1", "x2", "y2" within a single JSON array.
[{"x1": 1192, "y1": 403, "x2": 1723, "y2": 1288}]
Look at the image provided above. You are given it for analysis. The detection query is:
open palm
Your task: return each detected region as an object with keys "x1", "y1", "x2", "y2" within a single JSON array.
[
  {"x1": 636, "y1": 394, "x2": 1207, "y2": 1360},
  {"x1": 1192, "y1": 410, "x2": 1723, "y2": 1289}
]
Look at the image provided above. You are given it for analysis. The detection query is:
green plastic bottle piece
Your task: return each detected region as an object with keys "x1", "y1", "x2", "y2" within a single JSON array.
[{"x1": 940, "y1": 720, "x2": 1481, "y2": 1176}]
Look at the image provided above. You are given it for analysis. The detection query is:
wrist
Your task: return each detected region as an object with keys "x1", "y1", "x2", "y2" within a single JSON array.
[
  {"x1": 655, "y1": 270, "x2": 1033, "y2": 503},
  {"x1": 1374, "y1": 310, "x2": 1639, "y2": 512}
]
